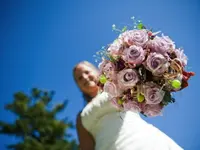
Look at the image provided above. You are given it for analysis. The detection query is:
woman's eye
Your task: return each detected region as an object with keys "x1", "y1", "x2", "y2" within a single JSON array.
[
  {"x1": 84, "y1": 71, "x2": 89, "y2": 74},
  {"x1": 79, "y1": 76, "x2": 83, "y2": 80}
]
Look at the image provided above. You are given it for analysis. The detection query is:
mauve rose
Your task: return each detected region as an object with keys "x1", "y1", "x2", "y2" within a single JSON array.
[
  {"x1": 143, "y1": 82, "x2": 165, "y2": 104},
  {"x1": 142, "y1": 103, "x2": 163, "y2": 117},
  {"x1": 117, "y1": 69, "x2": 139, "y2": 90},
  {"x1": 108, "y1": 38, "x2": 124, "y2": 56},
  {"x1": 145, "y1": 52, "x2": 169, "y2": 76},
  {"x1": 123, "y1": 100, "x2": 141, "y2": 112},
  {"x1": 122, "y1": 45, "x2": 145, "y2": 65},
  {"x1": 174, "y1": 48, "x2": 188, "y2": 66},
  {"x1": 147, "y1": 35, "x2": 175, "y2": 54},
  {"x1": 99, "y1": 60, "x2": 116, "y2": 80},
  {"x1": 104, "y1": 81, "x2": 121, "y2": 97},
  {"x1": 162, "y1": 34, "x2": 175, "y2": 49},
  {"x1": 119, "y1": 29, "x2": 148, "y2": 47}
]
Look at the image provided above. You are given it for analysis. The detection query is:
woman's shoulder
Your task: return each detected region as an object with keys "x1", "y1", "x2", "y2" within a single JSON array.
[{"x1": 81, "y1": 92, "x2": 110, "y2": 117}]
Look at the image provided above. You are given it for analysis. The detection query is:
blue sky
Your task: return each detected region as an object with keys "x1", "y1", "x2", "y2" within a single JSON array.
[{"x1": 0, "y1": 0, "x2": 199, "y2": 149}]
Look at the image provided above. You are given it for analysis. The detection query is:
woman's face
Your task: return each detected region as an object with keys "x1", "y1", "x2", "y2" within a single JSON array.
[{"x1": 74, "y1": 62, "x2": 99, "y2": 97}]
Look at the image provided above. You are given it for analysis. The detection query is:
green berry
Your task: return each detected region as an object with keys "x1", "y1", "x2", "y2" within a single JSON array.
[
  {"x1": 171, "y1": 79, "x2": 181, "y2": 89},
  {"x1": 99, "y1": 75, "x2": 107, "y2": 84},
  {"x1": 117, "y1": 99, "x2": 123, "y2": 105},
  {"x1": 137, "y1": 93, "x2": 145, "y2": 103},
  {"x1": 137, "y1": 23, "x2": 143, "y2": 30}
]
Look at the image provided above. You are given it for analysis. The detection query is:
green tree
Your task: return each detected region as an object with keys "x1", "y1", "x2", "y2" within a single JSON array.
[{"x1": 0, "y1": 88, "x2": 78, "y2": 150}]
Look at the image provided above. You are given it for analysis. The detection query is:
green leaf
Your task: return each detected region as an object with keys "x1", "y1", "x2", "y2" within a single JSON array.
[
  {"x1": 162, "y1": 91, "x2": 175, "y2": 106},
  {"x1": 109, "y1": 55, "x2": 115, "y2": 62},
  {"x1": 109, "y1": 55, "x2": 119, "y2": 62},
  {"x1": 122, "y1": 26, "x2": 127, "y2": 32}
]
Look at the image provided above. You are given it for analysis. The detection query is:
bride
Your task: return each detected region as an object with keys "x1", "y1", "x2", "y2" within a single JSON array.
[{"x1": 73, "y1": 61, "x2": 183, "y2": 150}]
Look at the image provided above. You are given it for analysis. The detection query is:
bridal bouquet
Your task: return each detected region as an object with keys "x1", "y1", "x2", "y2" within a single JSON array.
[{"x1": 97, "y1": 20, "x2": 194, "y2": 117}]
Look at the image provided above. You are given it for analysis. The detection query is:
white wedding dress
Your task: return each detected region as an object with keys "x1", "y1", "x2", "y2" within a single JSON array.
[{"x1": 81, "y1": 92, "x2": 183, "y2": 150}]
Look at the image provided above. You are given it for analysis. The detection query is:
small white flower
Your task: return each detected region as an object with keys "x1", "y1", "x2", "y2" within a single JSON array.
[{"x1": 112, "y1": 24, "x2": 116, "y2": 29}]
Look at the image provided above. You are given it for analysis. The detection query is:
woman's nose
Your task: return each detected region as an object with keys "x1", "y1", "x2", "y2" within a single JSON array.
[
  {"x1": 82, "y1": 73, "x2": 88, "y2": 79},
  {"x1": 88, "y1": 74, "x2": 94, "y2": 80}
]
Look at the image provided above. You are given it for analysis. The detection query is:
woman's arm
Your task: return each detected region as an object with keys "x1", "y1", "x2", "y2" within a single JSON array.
[{"x1": 76, "y1": 112, "x2": 95, "y2": 150}]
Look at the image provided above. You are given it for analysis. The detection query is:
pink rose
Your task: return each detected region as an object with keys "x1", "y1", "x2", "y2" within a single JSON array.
[
  {"x1": 142, "y1": 103, "x2": 163, "y2": 117},
  {"x1": 117, "y1": 69, "x2": 139, "y2": 90},
  {"x1": 122, "y1": 45, "x2": 145, "y2": 65},
  {"x1": 107, "y1": 38, "x2": 124, "y2": 56},
  {"x1": 145, "y1": 52, "x2": 169, "y2": 76},
  {"x1": 147, "y1": 35, "x2": 175, "y2": 54},
  {"x1": 143, "y1": 82, "x2": 165, "y2": 104},
  {"x1": 99, "y1": 60, "x2": 116, "y2": 80},
  {"x1": 123, "y1": 100, "x2": 141, "y2": 112},
  {"x1": 174, "y1": 48, "x2": 188, "y2": 66},
  {"x1": 104, "y1": 81, "x2": 121, "y2": 97},
  {"x1": 162, "y1": 34, "x2": 175, "y2": 49},
  {"x1": 119, "y1": 29, "x2": 148, "y2": 47}
]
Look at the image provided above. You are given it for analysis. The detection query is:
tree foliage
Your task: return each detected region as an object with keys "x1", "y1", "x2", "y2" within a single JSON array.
[{"x1": 0, "y1": 88, "x2": 78, "y2": 150}]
